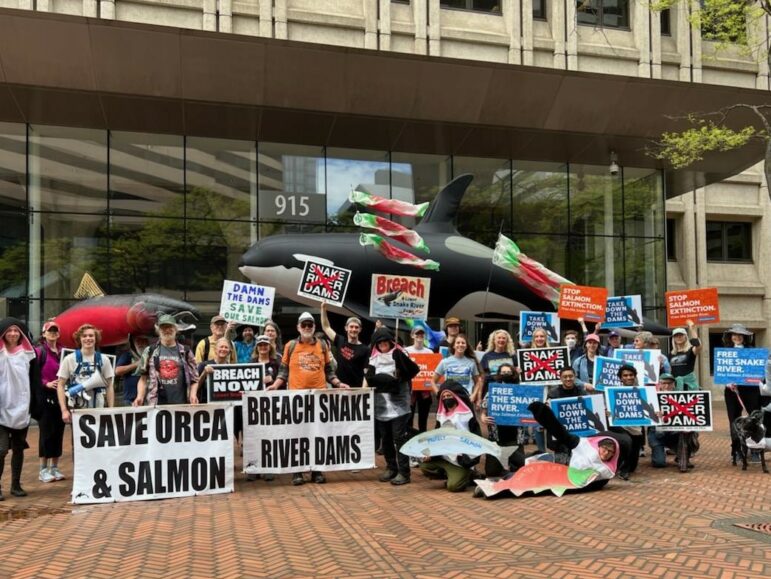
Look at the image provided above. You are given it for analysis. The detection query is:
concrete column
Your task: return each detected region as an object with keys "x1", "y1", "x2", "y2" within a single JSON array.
[
  {"x1": 753, "y1": 14, "x2": 769, "y2": 90},
  {"x1": 28, "y1": 130, "x2": 42, "y2": 329},
  {"x1": 37, "y1": 0, "x2": 50, "y2": 11},
  {"x1": 676, "y1": 0, "x2": 692, "y2": 81},
  {"x1": 203, "y1": 0, "x2": 217, "y2": 31},
  {"x1": 635, "y1": 0, "x2": 651, "y2": 78},
  {"x1": 414, "y1": 0, "x2": 428, "y2": 55},
  {"x1": 378, "y1": 0, "x2": 391, "y2": 51},
  {"x1": 504, "y1": 0, "x2": 522, "y2": 65},
  {"x1": 100, "y1": 0, "x2": 115, "y2": 19},
  {"x1": 564, "y1": 0, "x2": 578, "y2": 70},
  {"x1": 427, "y1": 0, "x2": 440, "y2": 56},
  {"x1": 219, "y1": 0, "x2": 233, "y2": 33},
  {"x1": 364, "y1": 0, "x2": 378, "y2": 50},
  {"x1": 552, "y1": 0, "x2": 566, "y2": 69},
  {"x1": 259, "y1": 0, "x2": 273, "y2": 37},
  {"x1": 693, "y1": 186, "x2": 711, "y2": 388},
  {"x1": 274, "y1": 0, "x2": 287, "y2": 39},
  {"x1": 650, "y1": 2, "x2": 662, "y2": 79},
  {"x1": 690, "y1": 1, "x2": 702, "y2": 82},
  {"x1": 18, "y1": 0, "x2": 33, "y2": 10},
  {"x1": 521, "y1": 0, "x2": 533, "y2": 65},
  {"x1": 83, "y1": 0, "x2": 97, "y2": 18}
]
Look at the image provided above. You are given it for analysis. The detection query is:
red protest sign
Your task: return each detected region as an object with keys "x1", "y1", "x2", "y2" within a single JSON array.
[
  {"x1": 409, "y1": 353, "x2": 443, "y2": 391},
  {"x1": 665, "y1": 288, "x2": 720, "y2": 327},
  {"x1": 558, "y1": 285, "x2": 608, "y2": 322}
]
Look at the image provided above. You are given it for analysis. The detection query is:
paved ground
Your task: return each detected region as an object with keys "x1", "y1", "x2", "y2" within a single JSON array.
[{"x1": 0, "y1": 401, "x2": 769, "y2": 578}]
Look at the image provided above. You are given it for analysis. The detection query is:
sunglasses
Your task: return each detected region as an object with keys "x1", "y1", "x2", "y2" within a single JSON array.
[
  {"x1": 300, "y1": 322, "x2": 315, "y2": 328},
  {"x1": 46, "y1": 328, "x2": 60, "y2": 333}
]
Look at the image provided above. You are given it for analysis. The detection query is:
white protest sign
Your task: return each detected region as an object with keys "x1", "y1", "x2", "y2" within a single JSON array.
[
  {"x1": 657, "y1": 391, "x2": 713, "y2": 432},
  {"x1": 613, "y1": 349, "x2": 662, "y2": 385},
  {"x1": 297, "y1": 260, "x2": 352, "y2": 307},
  {"x1": 207, "y1": 363, "x2": 265, "y2": 403},
  {"x1": 515, "y1": 347, "x2": 569, "y2": 386},
  {"x1": 220, "y1": 280, "x2": 275, "y2": 326},
  {"x1": 242, "y1": 389, "x2": 375, "y2": 474},
  {"x1": 72, "y1": 404, "x2": 235, "y2": 504}
]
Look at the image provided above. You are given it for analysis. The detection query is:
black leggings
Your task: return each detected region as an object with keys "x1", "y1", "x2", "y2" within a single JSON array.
[{"x1": 725, "y1": 387, "x2": 761, "y2": 456}]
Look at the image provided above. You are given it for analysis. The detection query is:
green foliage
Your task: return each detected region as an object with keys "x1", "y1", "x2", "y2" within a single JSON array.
[{"x1": 652, "y1": 120, "x2": 756, "y2": 168}]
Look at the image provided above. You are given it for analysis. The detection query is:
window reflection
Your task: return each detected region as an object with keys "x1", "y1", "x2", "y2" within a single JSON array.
[
  {"x1": 0, "y1": 211, "x2": 28, "y2": 297},
  {"x1": 0, "y1": 122, "x2": 26, "y2": 212},
  {"x1": 390, "y1": 152, "x2": 450, "y2": 229},
  {"x1": 511, "y1": 161, "x2": 568, "y2": 235},
  {"x1": 569, "y1": 164, "x2": 623, "y2": 237},
  {"x1": 454, "y1": 157, "x2": 512, "y2": 235},
  {"x1": 624, "y1": 237, "x2": 666, "y2": 321},
  {"x1": 624, "y1": 168, "x2": 664, "y2": 238},
  {"x1": 326, "y1": 148, "x2": 389, "y2": 227},
  {"x1": 110, "y1": 132, "x2": 184, "y2": 218}
]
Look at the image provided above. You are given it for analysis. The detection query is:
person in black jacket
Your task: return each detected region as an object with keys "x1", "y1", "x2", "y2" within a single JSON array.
[
  {"x1": 0, "y1": 317, "x2": 42, "y2": 500},
  {"x1": 419, "y1": 380, "x2": 482, "y2": 492}
]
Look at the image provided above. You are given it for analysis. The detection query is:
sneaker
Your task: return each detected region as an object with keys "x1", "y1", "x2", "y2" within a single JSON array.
[
  {"x1": 292, "y1": 473, "x2": 305, "y2": 486},
  {"x1": 409, "y1": 457, "x2": 420, "y2": 468},
  {"x1": 311, "y1": 472, "x2": 326, "y2": 484},
  {"x1": 50, "y1": 467, "x2": 65, "y2": 481},
  {"x1": 378, "y1": 469, "x2": 397, "y2": 482},
  {"x1": 390, "y1": 474, "x2": 410, "y2": 486},
  {"x1": 39, "y1": 468, "x2": 55, "y2": 483},
  {"x1": 10, "y1": 486, "x2": 27, "y2": 497},
  {"x1": 750, "y1": 452, "x2": 762, "y2": 464}
]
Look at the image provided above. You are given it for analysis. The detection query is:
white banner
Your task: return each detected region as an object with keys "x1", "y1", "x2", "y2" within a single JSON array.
[
  {"x1": 242, "y1": 389, "x2": 375, "y2": 474},
  {"x1": 220, "y1": 279, "x2": 275, "y2": 326},
  {"x1": 72, "y1": 404, "x2": 235, "y2": 504}
]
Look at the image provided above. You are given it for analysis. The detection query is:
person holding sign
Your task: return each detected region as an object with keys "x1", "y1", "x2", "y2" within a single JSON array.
[
  {"x1": 648, "y1": 374, "x2": 698, "y2": 472},
  {"x1": 529, "y1": 327, "x2": 551, "y2": 349},
  {"x1": 432, "y1": 335, "x2": 483, "y2": 404},
  {"x1": 668, "y1": 321, "x2": 702, "y2": 391},
  {"x1": 609, "y1": 364, "x2": 645, "y2": 480},
  {"x1": 419, "y1": 381, "x2": 482, "y2": 492},
  {"x1": 436, "y1": 317, "x2": 463, "y2": 355},
  {"x1": 251, "y1": 335, "x2": 280, "y2": 389},
  {"x1": 365, "y1": 328, "x2": 420, "y2": 486},
  {"x1": 480, "y1": 330, "x2": 519, "y2": 398},
  {"x1": 262, "y1": 321, "x2": 284, "y2": 363},
  {"x1": 234, "y1": 325, "x2": 258, "y2": 364},
  {"x1": 320, "y1": 303, "x2": 369, "y2": 389},
  {"x1": 721, "y1": 324, "x2": 762, "y2": 464},
  {"x1": 405, "y1": 327, "x2": 433, "y2": 437},
  {"x1": 479, "y1": 363, "x2": 521, "y2": 477},
  {"x1": 194, "y1": 316, "x2": 236, "y2": 365},
  {"x1": 571, "y1": 334, "x2": 600, "y2": 391}
]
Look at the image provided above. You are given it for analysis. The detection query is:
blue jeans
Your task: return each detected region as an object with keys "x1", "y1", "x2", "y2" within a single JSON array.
[{"x1": 647, "y1": 428, "x2": 679, "y2": 467}]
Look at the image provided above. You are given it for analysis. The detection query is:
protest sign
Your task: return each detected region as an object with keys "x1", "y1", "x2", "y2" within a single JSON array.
[
  {"x1": 519, "y1": 311, "x2": 560, "y2": 344},
  {"x1": 657, "y1": 391, "x2": 713, "y2": 432},
  {"x1": 665, "y1": 288, "x2": 719, "y2": 327},
  {"x1": 606, "y1": 386, "x2": 660, "y2": 427},
  {"x1": 369, "y1": 274, "x2": 430, "y2": 320},
  {"x1": 558, "y1": 285, "x2": 608, "y2": 322},
  {"x1": 549, "y1": 394, "x2": 608, "y2": 436},
  {"x1": 242, "y1": 389, "x2": 375, "y2": 474},
  {"x1": 296, "y1": 260, "x2": 352, "y2": 307},
  {"x1": 409, "y1": 352, "x2": 443, "y2": 391},
  {"x1": 206, "y1": 363, "x2": 265, "y2": 402},
  {"x1": 516, "y1": 347, "x2": 569, "y2": 385},
  {"x1": 604, "y1": 295, "x2": 643, "y2": 329},
  {"x1": 220, "y1": 280, "x2": 275, "y2": 326},
  {"x1": 488, "y1": 383, "x2": 545, "y2": 426},
  {"x1": 72, "y1": 404, "x2": 234, "y2": 504},
  {"x1": 712, "y1": 348, "x2": 768, "y2": 385},
  {"x1": 593, "y1": 356, "x2": 645, "y2": 391},
  {"x1": 613, "y1": 349, "x2": 662, "y2": 385}
]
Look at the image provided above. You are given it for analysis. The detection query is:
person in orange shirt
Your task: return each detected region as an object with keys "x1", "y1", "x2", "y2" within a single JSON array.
[{"x1": 268, "y1": 311, "x2": 349, "y2": 485}]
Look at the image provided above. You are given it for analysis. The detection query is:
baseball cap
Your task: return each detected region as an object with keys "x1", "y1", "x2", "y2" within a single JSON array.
[
  {"x1": 444, "y1": 316, "x2": 461, "y2": 328},
  {"x1": 672, "y1": 328, "x2": 688, "y2": 336},
  {"x1": 42, "y1": 320, "x2": 59, "y2": 333},
  {"x1": 608, "y1": 331, "x2": 621, "y2": 338},
  {"x1": 210, "y1": 315, "x2": 227, "y2": 324},
  {"x1": 584, "y1": 333, "x2": 600, "y2": 343},
  {"x1": 255, "y1": 335, "x2": 271, "y2": 345},
  {"x1": 298, "y1": 312, "x2": 315, "y2": 324},
  {"x1": 157, "y1": 314, "x2": 178, "y2": 327},
  {"x1": 411, "y1": 327, "x2": 426, "y2": 336},
  {"x1": 659, "y1": 373, "x2": 675, "y2": 382}
]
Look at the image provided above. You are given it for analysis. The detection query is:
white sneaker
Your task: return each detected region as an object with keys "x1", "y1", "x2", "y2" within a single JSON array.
[
  {"x1": 50, "y1": 467, "x2": 66, "y2": 481},
  {"x1": 39, "y1": 468, "x2": 55, "y2": 483}
]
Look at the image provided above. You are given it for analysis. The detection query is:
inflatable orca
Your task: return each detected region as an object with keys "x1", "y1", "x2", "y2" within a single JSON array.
[{"x1": 239, "y1": 174, "x2": 669, "y2": 334}]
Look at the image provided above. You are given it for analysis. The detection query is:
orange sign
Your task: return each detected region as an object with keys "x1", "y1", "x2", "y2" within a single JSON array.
[
  {"x1": 665, "y1": 288, "x2": 720, "y2": 327},
  {"x1": 409, "y1": 353, "x2": 443, "y2": 391},
  {"x1": 557, "y1": 285, "x2": 608, "y2": 322}
]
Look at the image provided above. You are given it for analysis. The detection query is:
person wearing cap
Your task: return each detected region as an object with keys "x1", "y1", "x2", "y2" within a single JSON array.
[
  {"x1": 251, "y1": 335, "x2": 280, "y2": 389},
  {"x1": 268, "y1": 312, "x2": 349, "y2": 485},
  {"x1": 668, "y1": 320, "x2": 702, "y2": 391},
  {"x1": 647, "y1": 373, "x2": 697, "y2": 471},
  {"x1": 436, "y1": 317, "x2": 462, "y2": 354},
  {"x1": 404, "y1": 327, "x2": 433, "y2": 436},
  {"x1": 134, "y1": 314, "x2": 199, "y2": 406},
  {"x1": 601, "y1": 331, "x2": 623, "y2": 357},
  {"x1": 34, "y1": 321, "x2": 65, "y2": 484},
  {"x1": 234, "y1": 325, "x2": 259, "y2": 364},
  {"x1": 722, "y1": 323, "x2": 762, "y2": 463},
  {"x1": 320, "y1": 302, "x2": 369, "y2": 388},
  {"x1": 571, "y1": 334, "x2": 600, "y2": 391},
  {"x1": 609, "y1": 364, "x2": 644, "y2": 480},
  {"x1": 194, "y1": 315, "x2": 237, "y2": 365}
]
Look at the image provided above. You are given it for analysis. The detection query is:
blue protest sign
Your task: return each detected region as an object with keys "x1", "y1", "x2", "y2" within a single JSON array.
[
  {"x1": 592, "y1": 356, "x2": 645, "y2": 391},
  {"x1": 606, "y1": 386, "x2": 660, "y2": 427},
  {"x1": 613, "y1": 349, "x2": 661, "y2": 385},
  {"x1": 713, "y1": 348, "x2": 768, "y2": 385},
  {"x1": 603, "y1": 295, "x2": 643, "y2": 329},
  {"x1": 519, "y1": 312, "x2": 560, "y2": 344},
  {"x1": 488, "y1": 383, "x2": 545, "y2": 426},
  {"x1": 549, "y1": 394, "x2": 608, "y2": 436}
]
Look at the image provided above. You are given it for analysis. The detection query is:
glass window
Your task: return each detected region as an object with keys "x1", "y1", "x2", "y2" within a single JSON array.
[
  {"x1": 110, "y1": 132, "x2": 185, "y2": 218},
  {"x1": 453, "y1": 157, "x2": 512, "y2": 235},
  {"x1": 510, "y1": 233, "x2": 568, "y2": 281},
  {"x1": 660, "y1": 9, "x2": 671, "y2": 36},
  {"x1": 326, "y1": 148, "x2": 389, "y2": 228},
  {"x1": 0, "y1": 122, "x2": 26, "y2": 212},
  {"x1": 258, "y1": 142, "x2": 326, "y2": 225},
  {"x1": 390, "y1": 152, "x2": 451, "y2": 229},
  {"x1": 29, "y1": 125, "x2": 107, "y2": 213},
  {"x1": 533, "y1": 0, "x2": 547, "y2": 20},
  {"x1": 569, "y1": 164, "x2": 623, "y2": 237},
  {"x1": 566, "y1": 234, "x2": 624, "y2": 295},
  {"x1": 440, "y1": 0, "x2": 502, "y2": 13},
  {"x1": 577, "y1": 0, "x2": 629, "y2": 29},
  {"x1": 706, "y1": 221, "x2": 752, "y2": 262},
  {"x1": 623, "y1": 168, "x2": 664, "y2": 239},
  {"x1": 186, "y1": 137, "x2": 256, "y2": 221},
  {"x1": 511, "y1": 161, "x2": 568, "y2": 235},
  {"x1": 0, "y1": 210, "x2": 28, "y2": 298},
  {"x1": 624, "y1": 237, "x2": 666, "y2": 321},
  {"x1": 666, "y1": 218, "x2": 676, "y2": 261}
]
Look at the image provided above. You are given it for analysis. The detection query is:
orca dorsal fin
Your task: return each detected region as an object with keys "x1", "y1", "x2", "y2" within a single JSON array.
[{"x1": 416, "y1": 174, "x2": 474, "y2": 234}]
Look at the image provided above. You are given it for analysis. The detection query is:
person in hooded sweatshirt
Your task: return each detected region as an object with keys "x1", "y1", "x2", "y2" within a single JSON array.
[
  {"x1": 365, "y1": 327, "x2": 419, "y2": 486},
  {"x1": 0, "y1": 318, "x2": 41, "y2": 500},
  {"x1": 419, "y1": 380, "x2": 483, "y2": 492}
]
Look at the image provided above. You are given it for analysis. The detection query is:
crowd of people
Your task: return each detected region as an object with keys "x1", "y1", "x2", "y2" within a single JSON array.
[{"x1": 0, "y1": 310, "x2": 769, "y2": 500}]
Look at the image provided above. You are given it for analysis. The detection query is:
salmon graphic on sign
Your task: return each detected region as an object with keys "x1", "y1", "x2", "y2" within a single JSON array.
[{"x1": 370, "y1": 274, "x2": 431, "y2": 320}]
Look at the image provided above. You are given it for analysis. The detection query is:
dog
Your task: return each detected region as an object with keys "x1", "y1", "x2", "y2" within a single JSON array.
[{"x1": 732, "y1": 410, "x2": 768, "y2": 473}]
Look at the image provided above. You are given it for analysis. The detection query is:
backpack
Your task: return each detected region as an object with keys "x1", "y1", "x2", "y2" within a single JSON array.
[
  {"x1": 284, "y1": 337, "x2": 329, "y2": 366},
  {"x1": 72, "y1": 349, "x2": 103, "y2": 382}
]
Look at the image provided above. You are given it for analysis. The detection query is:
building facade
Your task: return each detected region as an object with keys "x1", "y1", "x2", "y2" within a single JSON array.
[{"x1": 0, "y1": 0, "x2": 768, "y2": 388}]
